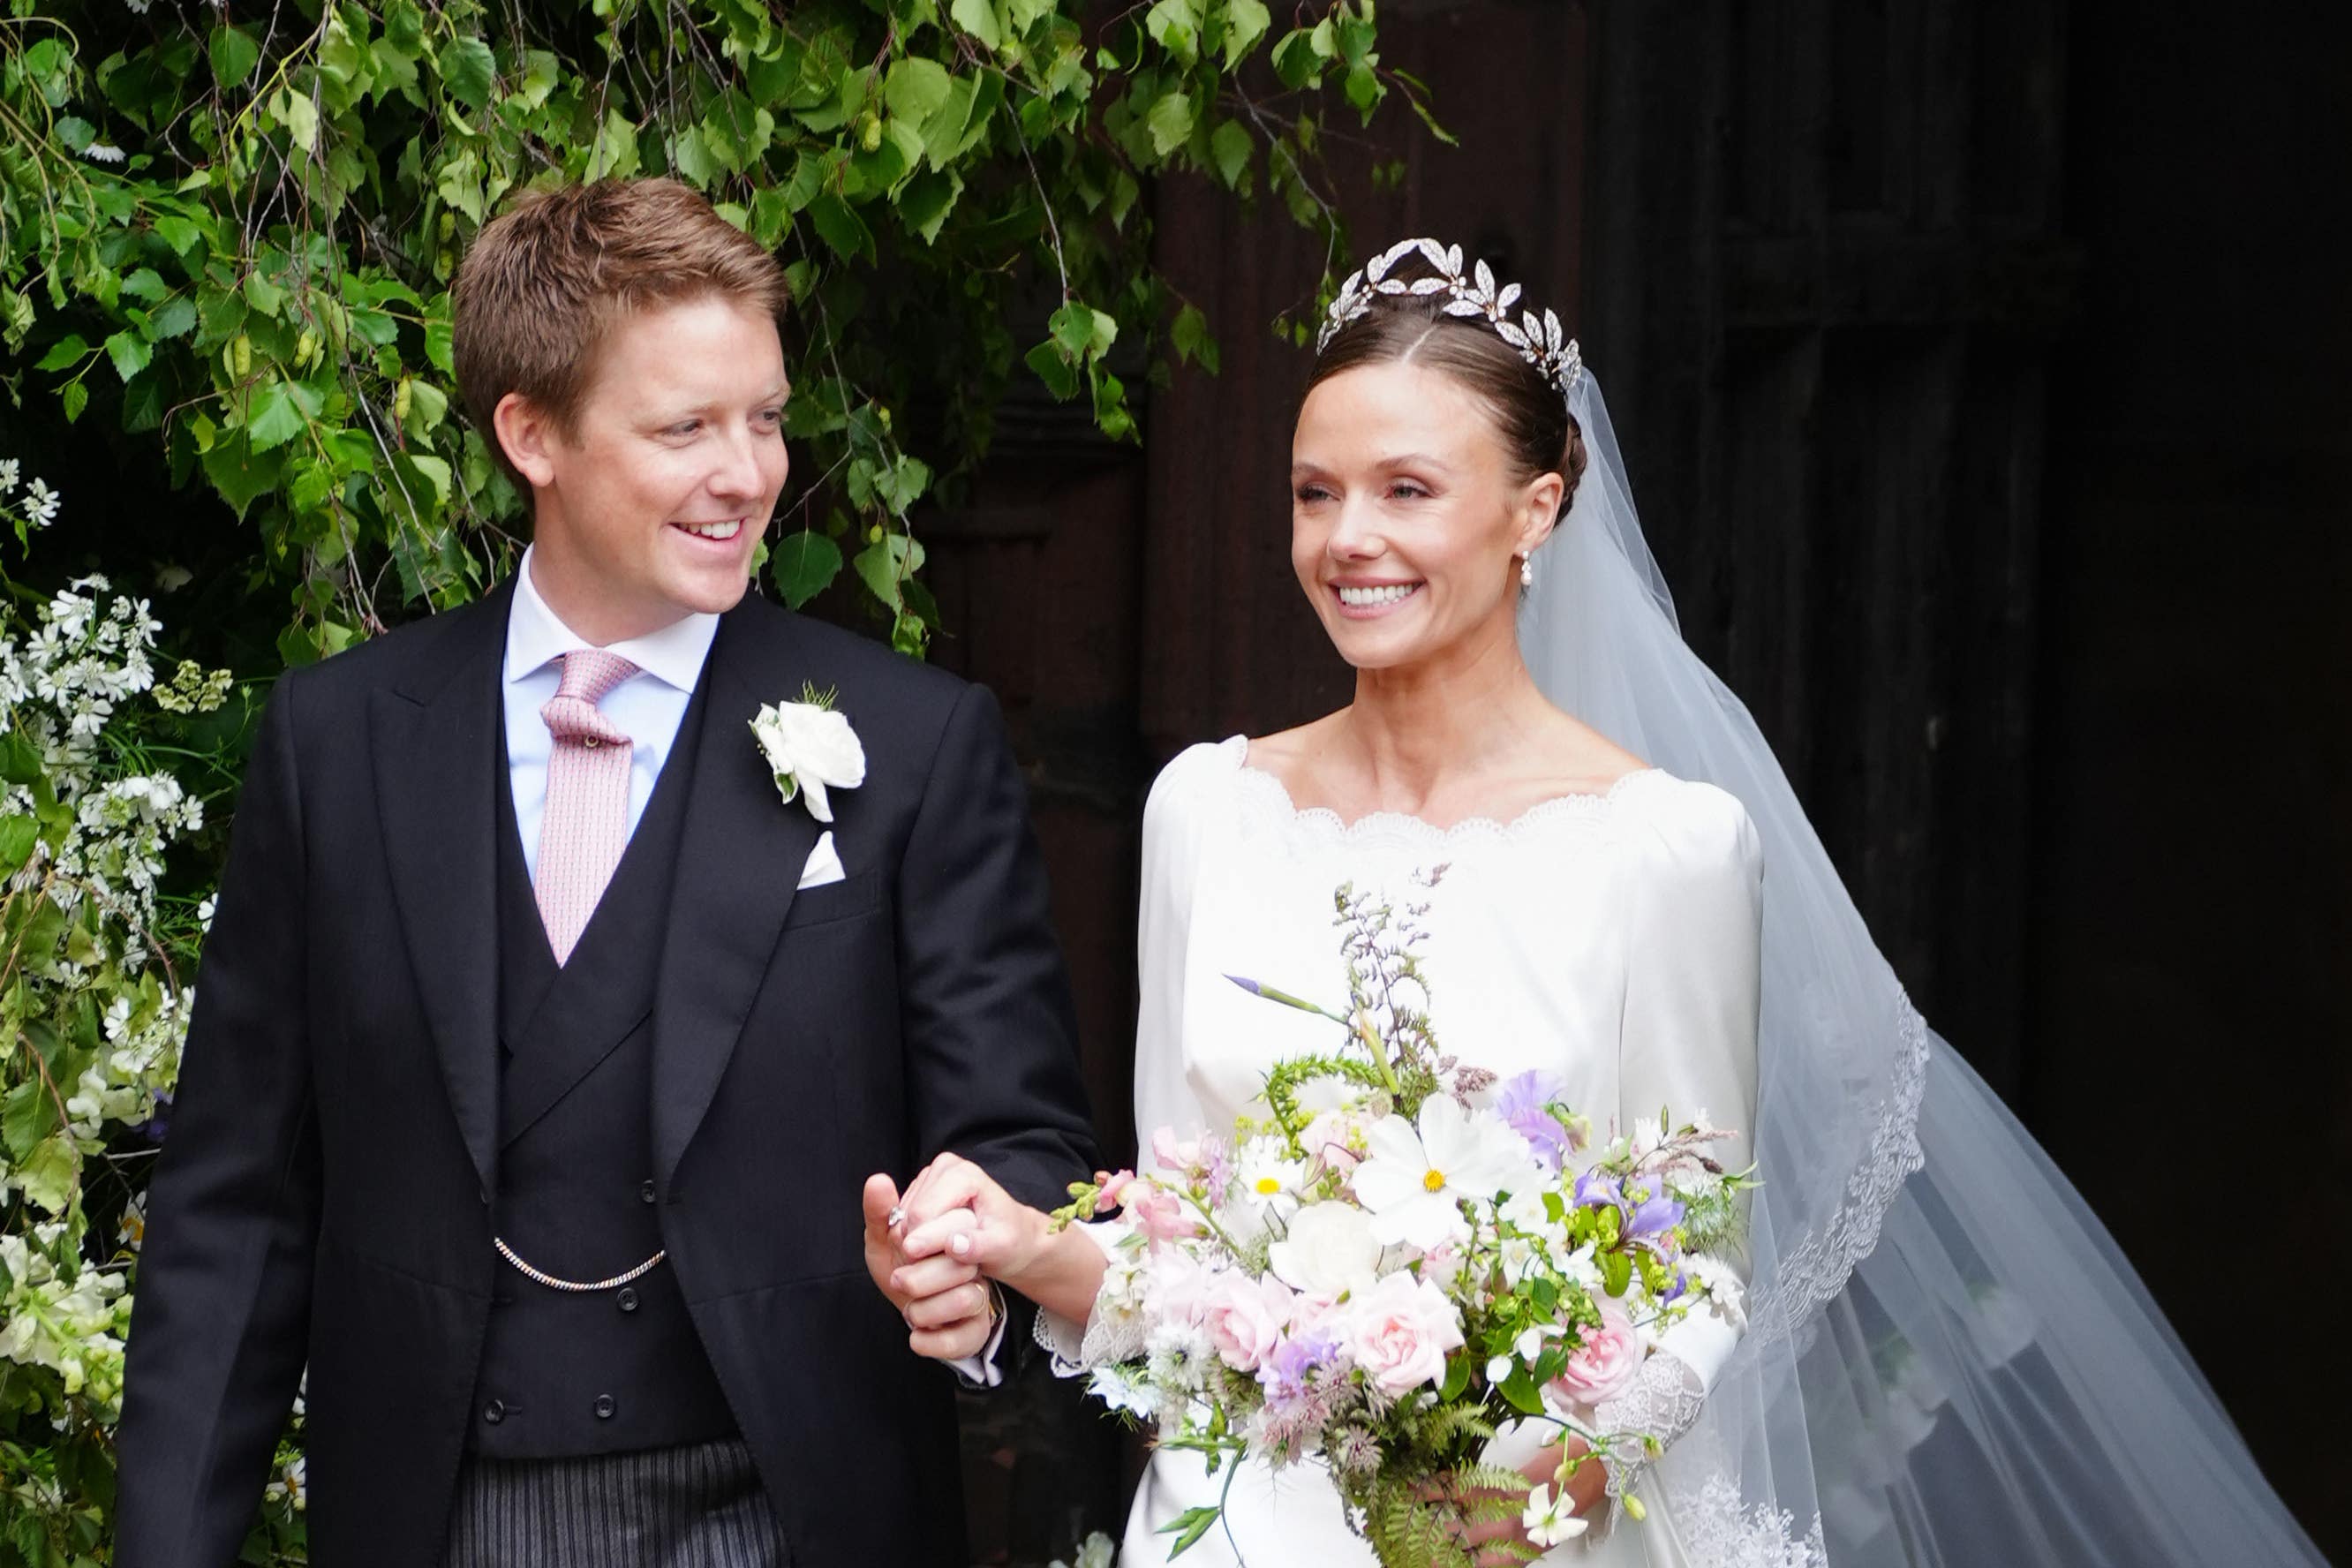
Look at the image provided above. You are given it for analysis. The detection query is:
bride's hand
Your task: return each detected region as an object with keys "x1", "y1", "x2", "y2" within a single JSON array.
[
  {"x1": 862, "y1": 1172, "x2": 993, "y2": 1361},
  {"x1": 894, "y1": 1151, "x2": 1113, "y2": 1330},
  {"x1": 1429, "y1": 1436, "x2": 1606, "y2": 1564},
  {"x1": 893, "y1": 1150, "x2": 1054, "y2": 1288}
]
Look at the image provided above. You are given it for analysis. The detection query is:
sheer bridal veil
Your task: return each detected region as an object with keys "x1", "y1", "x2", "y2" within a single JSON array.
[{"x1": 1519, "y1": 374, "x2": 2326, "y2": 1566}]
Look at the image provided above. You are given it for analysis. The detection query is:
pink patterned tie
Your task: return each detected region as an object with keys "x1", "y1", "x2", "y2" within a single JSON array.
[{"x1": 535, "y1": 649, "x2": 639, "y2": 964}]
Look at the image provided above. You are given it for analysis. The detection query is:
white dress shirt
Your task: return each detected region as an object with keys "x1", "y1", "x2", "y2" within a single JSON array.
[{"x1": 502, "y1": 547, "x2": 719, "y2": 884}]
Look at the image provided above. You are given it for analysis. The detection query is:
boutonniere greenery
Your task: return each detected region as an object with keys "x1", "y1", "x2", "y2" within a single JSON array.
[{"x1": 750, "y1": 682, "x2": 865, "y2": 825}]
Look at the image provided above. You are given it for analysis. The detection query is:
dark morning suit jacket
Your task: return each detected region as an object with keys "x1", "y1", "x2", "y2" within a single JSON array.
[{"x1": 112, "y1": 582, "x2": 1101, "y2": 1566}]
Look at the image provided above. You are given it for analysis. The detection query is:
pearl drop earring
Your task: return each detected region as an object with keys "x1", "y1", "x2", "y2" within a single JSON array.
[{"x1": 1519, "y1": 554, "x2": 1534, "y2": 588}]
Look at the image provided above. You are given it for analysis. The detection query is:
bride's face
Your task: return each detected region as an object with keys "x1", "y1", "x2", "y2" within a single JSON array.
[{"x1": 1290, "y1": 361, "x2": 1557, "y2": 673}]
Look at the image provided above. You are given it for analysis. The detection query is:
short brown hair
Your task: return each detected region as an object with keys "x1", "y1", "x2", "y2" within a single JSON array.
[
  {"x1": 452, "y1": 177, "x2": 789, "y2": 490},
  {"x1": 1306, "y1": 258, "x2": 1587, "y2": 524}
]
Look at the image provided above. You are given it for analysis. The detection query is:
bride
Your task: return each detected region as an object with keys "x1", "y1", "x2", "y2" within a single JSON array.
[{"x1": 876, "y1": 241, "x2": 2328, "y2": 1567}]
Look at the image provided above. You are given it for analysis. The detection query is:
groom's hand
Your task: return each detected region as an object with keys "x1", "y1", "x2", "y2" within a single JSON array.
[{"x1": 863, "y1": 1172, "x2": 996, "y2": 1360}]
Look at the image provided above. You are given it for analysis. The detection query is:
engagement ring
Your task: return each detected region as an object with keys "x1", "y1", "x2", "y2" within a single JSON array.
[{"x1": 886, "y1": 1205, "x2": 907, "y2": 1230}]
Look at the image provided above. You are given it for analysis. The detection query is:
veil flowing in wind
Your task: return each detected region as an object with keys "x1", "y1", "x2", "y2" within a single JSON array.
[{"x1": 1519, "y1": 373, "x2": 2327, "y2": 1566}]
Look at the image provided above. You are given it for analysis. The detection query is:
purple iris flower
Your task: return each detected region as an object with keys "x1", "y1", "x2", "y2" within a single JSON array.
[
  {"x1": 1630, "y1": 1193, "x2": 1683, "y2": 1233},
  {"x1": 1625, "y1": 1192, "x2": 1686, "y2": 1247},
  {"x1": 1574, "y1": 1171, "x2": 1624, "y2": 1213},
  {"x1": 1497, "y1": 1069, "x2": 1571, "y2": 1171}
]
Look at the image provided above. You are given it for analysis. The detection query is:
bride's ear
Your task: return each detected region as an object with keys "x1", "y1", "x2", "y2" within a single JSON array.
[{"x1": 1513, "y1": 471, "x2": 1566, "y2": 557}]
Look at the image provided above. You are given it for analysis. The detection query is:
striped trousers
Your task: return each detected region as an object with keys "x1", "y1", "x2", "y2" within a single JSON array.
[{"x1": 442, "y1": 1437, "x2": 788, "y2": 1567}]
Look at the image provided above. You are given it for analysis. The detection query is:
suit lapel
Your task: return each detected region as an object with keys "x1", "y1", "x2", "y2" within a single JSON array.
[
  {"x1": 651, "y1": 607, "x2": 820, "y2": 1187},
  {"x1": 372, "y1": 587, "x2": 510, "y2": 1200}
]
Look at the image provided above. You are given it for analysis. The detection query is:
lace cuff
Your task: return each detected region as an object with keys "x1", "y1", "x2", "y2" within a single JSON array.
[
  {"x1": 1032, "y1": 1295, "x2": 1147, "y2": 1375},
  {"x1": 1029, "y1": 1218, "x2": 1141, "y2": 1376},
  {"x1": 1590, "y1": 1348, "x2": 1706, "y2": 1527}
]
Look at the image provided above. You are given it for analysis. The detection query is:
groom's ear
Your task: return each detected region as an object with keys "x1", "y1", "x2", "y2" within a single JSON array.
[{"x1": 492, "y1": 390, "x2": 562, "y2": 493}]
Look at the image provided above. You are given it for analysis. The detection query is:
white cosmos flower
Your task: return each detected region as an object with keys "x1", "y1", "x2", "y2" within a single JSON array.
[
  {"x1": 749, "y1": 699, "x2": 865, "y2": 823},
  {"x1": 1353, "y1": 1096, "x2": 1531, "y2": 1250}
]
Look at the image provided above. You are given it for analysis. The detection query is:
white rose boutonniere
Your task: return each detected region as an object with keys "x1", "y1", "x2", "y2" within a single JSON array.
[{"x1": 750, "y1": 682, "x2": 866, "y2": 824}]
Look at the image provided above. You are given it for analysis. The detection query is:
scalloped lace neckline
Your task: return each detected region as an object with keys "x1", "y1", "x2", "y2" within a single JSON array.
[{"x1": 1220, "y1": 735, "x2": 1664, "y2": 848}]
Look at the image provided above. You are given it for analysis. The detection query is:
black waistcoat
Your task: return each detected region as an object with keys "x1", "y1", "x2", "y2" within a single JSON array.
[{"x1": 471, "y1": 684, "x2": 738, "y2": 1459}]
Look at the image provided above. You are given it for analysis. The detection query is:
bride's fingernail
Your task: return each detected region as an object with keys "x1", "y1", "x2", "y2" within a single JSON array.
[{"x1": 950, "y1": 1233, "x2": 971, "y2": 1256}]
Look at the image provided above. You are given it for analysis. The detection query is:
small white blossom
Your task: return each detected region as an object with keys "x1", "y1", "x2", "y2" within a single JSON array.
[
  {"x1": 263, "y1": 1454, "x2": 308, "y2": 1511},
  {"x1": 1047, "y1": 1533, "x2": 1117, "y2": 1568},
  {"x1": 1145, "y1": 1318, "x2": 1217, "y2": 1392},
  {"x1": 1232, "y1": 1137, "x2": 1308, "y2": 1216},
  {"x1": 1686, "y1": 1255, "x2": 1748, "y2": 1331},
  {"x1": 1087, "y1": 1361, "x2": 1159, "y2": 1419},
  {"x1": 1522, "y1": 1482, "x2": 1588, "y2": 1547}
]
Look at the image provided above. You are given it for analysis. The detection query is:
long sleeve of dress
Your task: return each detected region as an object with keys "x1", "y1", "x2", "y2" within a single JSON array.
[
  {"x1": 1034, "y1": 743, "x2": 1225, "y2": 1369},
  {"x1": 1596, "y1": 784, "x2": 1764, "y2": 1501}
]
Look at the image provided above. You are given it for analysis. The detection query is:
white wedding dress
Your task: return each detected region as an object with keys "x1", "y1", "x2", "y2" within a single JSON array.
[{"x1": 1045, "y1": 736, "x2": 1765, "y2": 1568}]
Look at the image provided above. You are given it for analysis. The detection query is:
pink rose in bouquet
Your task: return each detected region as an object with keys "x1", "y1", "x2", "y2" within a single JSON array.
[
  {"x1": 1342, "y1": 1270, "x2": 1466, "y2": 1396},
  {"x1": 1548, "y1": 1296, "x2": 1645, "y2": 1407},
  {"x1": 1204, "y1": 1271, "x2": 1298, "y2": 1372}
]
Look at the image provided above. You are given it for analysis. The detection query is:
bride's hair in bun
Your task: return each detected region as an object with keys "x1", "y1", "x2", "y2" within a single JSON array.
[{"x1": 1305, "y1": 255, "x2": 1587, "y2": 523}]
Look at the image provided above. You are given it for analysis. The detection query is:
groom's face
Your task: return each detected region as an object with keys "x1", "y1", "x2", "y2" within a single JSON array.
[{"x1": 505, "y1": 293, "x2": 789, "y2": 642}]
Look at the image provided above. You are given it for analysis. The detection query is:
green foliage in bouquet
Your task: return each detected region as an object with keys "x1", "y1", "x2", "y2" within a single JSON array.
[{"x1": 0, "y1": 0, "x2": 1435, "y2": 660}]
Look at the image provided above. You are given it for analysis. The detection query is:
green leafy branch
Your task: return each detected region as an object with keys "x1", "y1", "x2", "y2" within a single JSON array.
[{"x1": 2, "y1": 0, "x2": 1431, "y2": 660}]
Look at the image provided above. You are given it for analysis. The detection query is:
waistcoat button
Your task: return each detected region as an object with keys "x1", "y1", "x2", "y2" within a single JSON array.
[
  {"x1": 639, "y1": 1179, "x2": 658, "y2": 1204},
  {"x1": 482, "y1": 1398, "x2": 506, "y2": 1425},
  {"x1": 593, "y1": 1393, "x2": 616, "y2": 1420},
  {"x1": 617, "y1": 1286, "x2": 640, "y2": 1314}
]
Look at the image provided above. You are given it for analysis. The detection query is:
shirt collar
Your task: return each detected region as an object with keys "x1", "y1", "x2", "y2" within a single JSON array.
[{"x1": 503, "y1": 546, "x2": 721, "y2": 696}]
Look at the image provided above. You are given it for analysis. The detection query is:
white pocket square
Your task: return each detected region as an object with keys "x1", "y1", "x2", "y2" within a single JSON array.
[{"x1": 797, "y1": 830, "x2": 845, "y2": 889}]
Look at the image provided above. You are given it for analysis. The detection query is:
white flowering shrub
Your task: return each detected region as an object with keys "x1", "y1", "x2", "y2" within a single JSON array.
[{"x1": 0, "y1": 469, "x2": 304, "y2": 1564}]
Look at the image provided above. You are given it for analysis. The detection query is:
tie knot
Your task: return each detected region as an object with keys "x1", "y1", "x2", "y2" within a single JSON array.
[
  {"x1": 541, "y1": 649, "x2": 638, "y2": 747},
  {"x1": 554, "y1": 648, "x2": 638, "y2": 705}
]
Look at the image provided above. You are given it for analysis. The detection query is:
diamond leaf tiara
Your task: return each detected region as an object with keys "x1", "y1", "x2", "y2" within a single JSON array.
[{"x1": 1316, "y1": 237, "x2": 1583, "y2": 403}]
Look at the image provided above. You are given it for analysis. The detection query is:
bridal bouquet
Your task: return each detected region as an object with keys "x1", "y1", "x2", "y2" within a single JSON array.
[{"x1": 1054, "y1": 879, "x2": 1752, "y2": 1564}]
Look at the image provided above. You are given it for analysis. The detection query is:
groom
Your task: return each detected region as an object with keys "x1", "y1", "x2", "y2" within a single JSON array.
[{"x1": 113, "y1": 178, "x2": 1097, "y2": 1567}]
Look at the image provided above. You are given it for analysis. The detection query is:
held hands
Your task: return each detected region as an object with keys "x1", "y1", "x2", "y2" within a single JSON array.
[
  {"x1": 868, "y1": 1152, "x2": 1114, "y2": 1365},
  {"x1": 861, "y1": 1172, "x2": 998, "y2": 1361}
]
